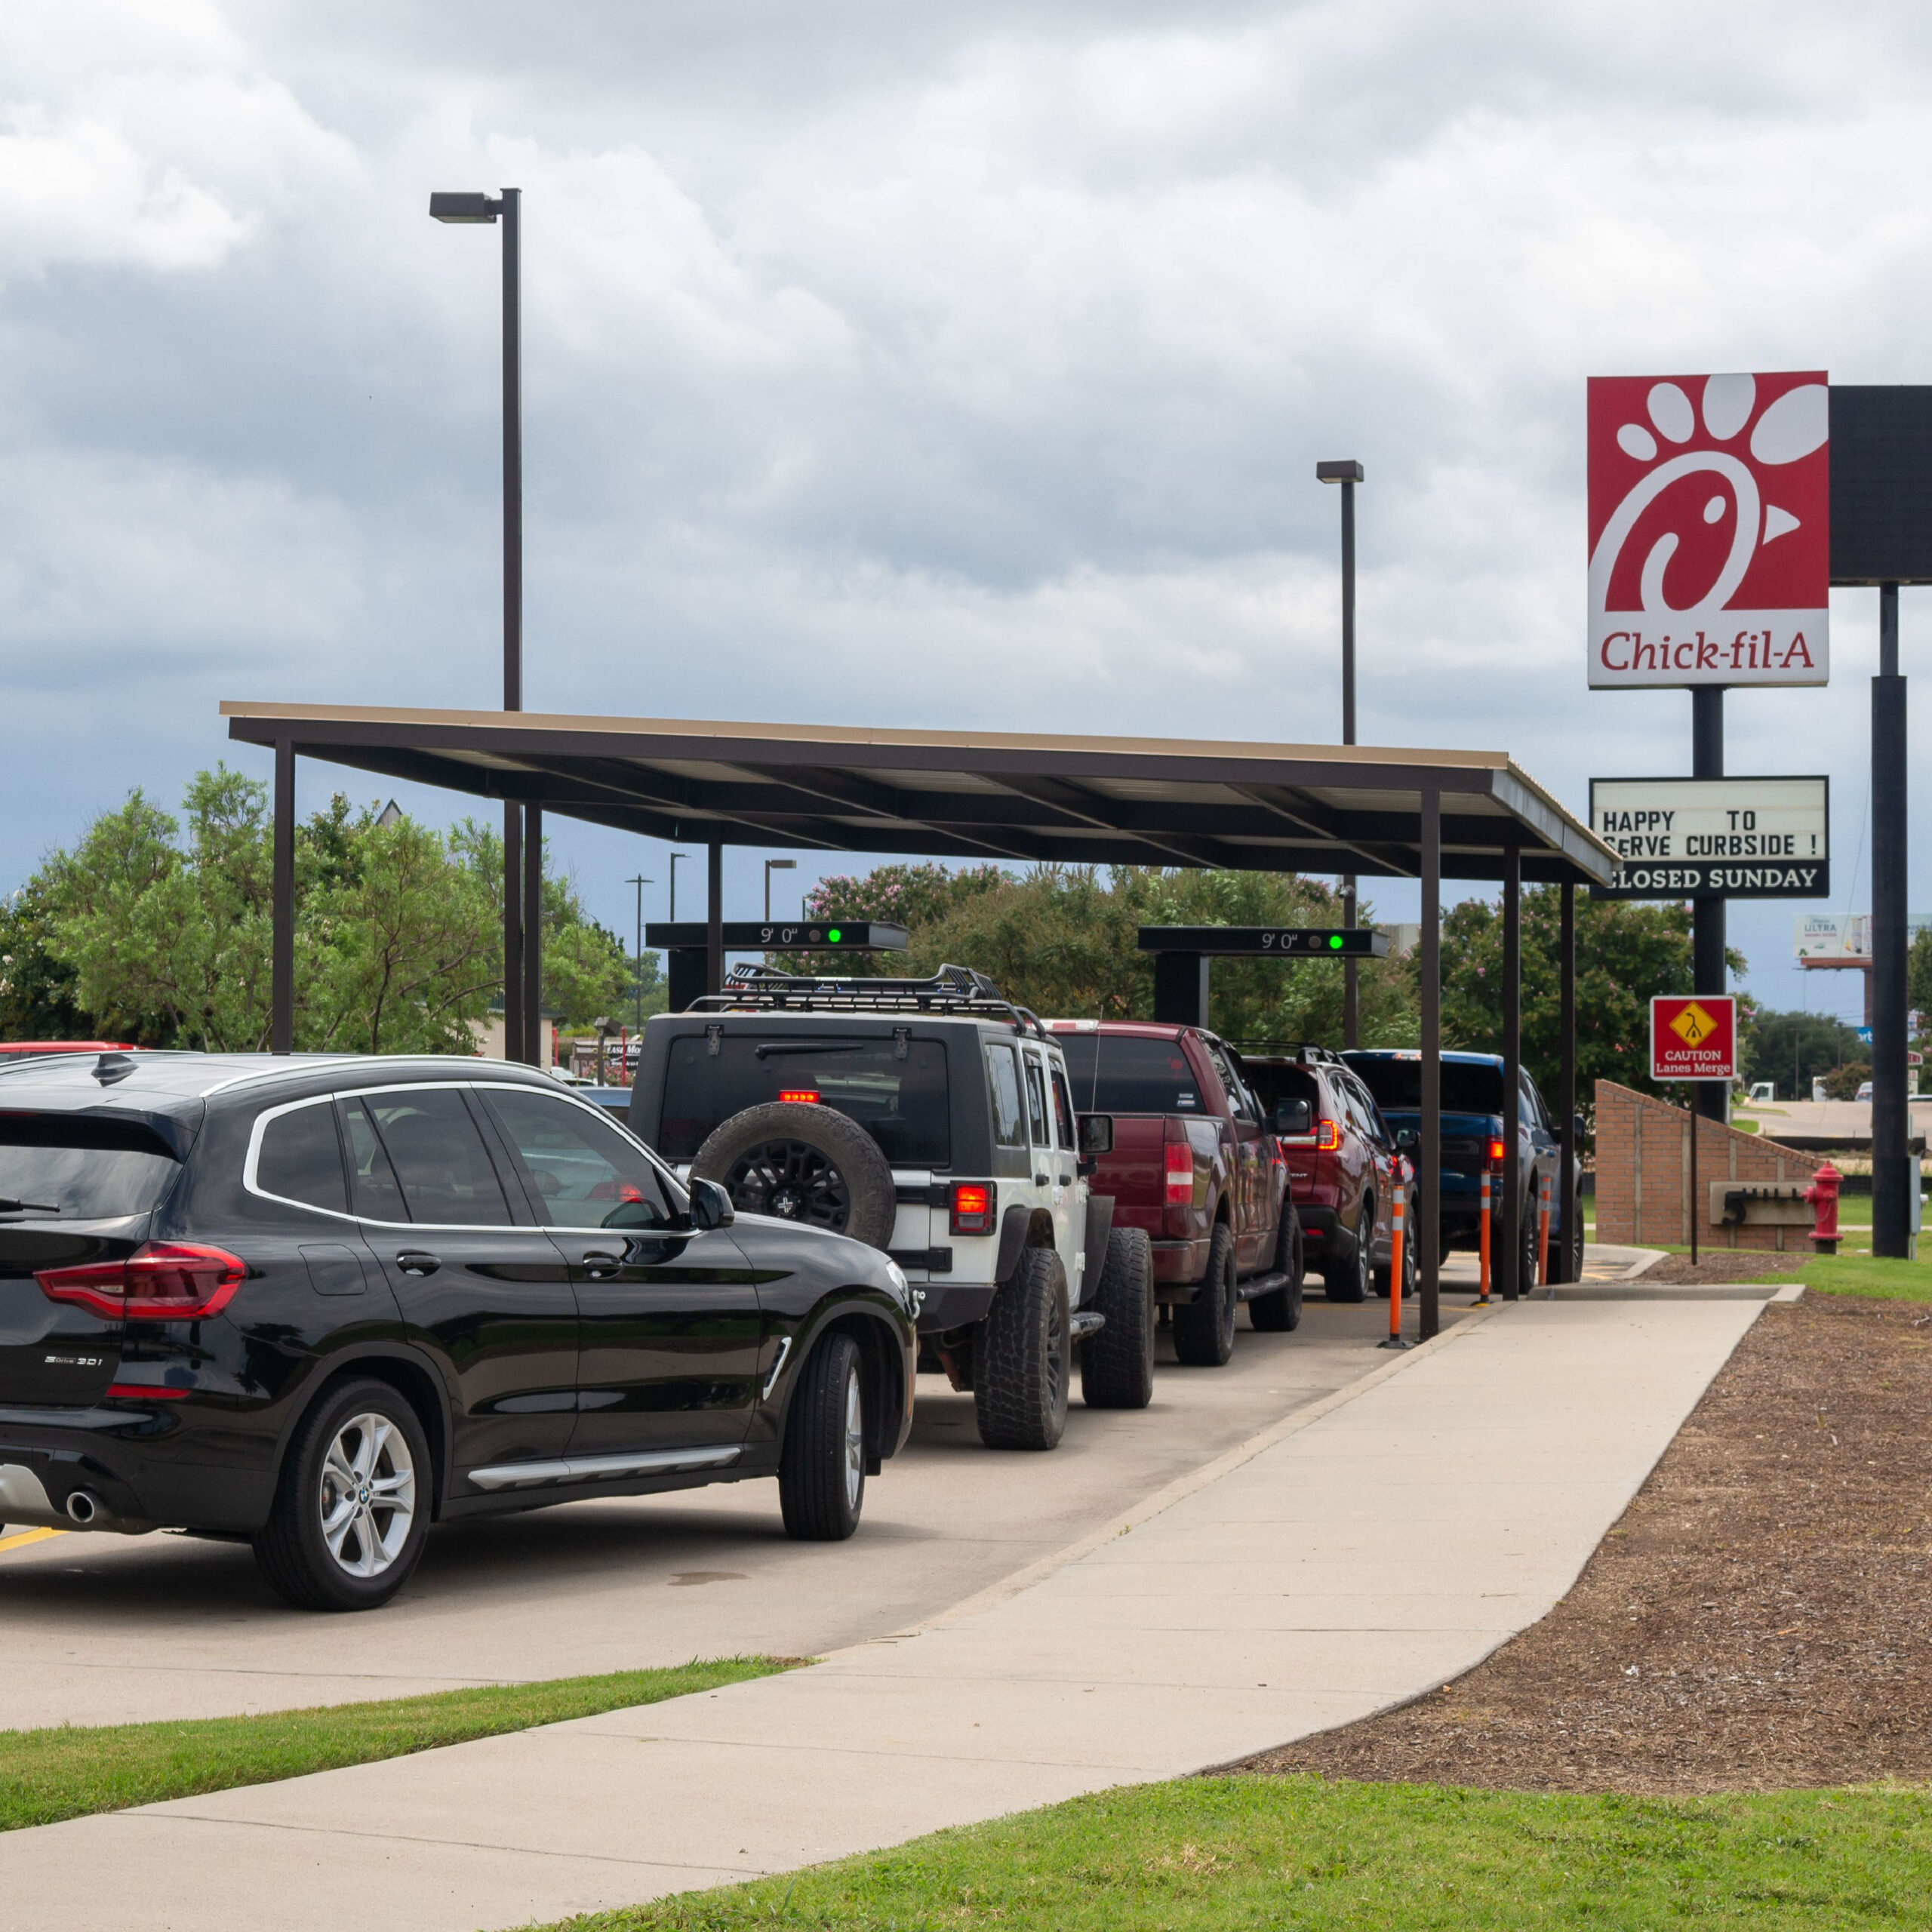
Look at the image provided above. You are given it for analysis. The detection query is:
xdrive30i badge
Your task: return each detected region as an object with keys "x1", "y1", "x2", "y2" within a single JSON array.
[{"x1": 44, "y1": 1354, "x2": 104, "y2": 1368}]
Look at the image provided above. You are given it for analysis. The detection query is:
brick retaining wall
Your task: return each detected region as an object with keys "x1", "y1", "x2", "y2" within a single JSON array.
[{"x1": 1593, "y1": 1079, "x2": 1823, "y2": 1251}]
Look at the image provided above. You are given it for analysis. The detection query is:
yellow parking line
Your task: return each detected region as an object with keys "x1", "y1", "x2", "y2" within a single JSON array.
[{"x1": 0, "y1": 1526, "x2": 65, "y2": 1554}]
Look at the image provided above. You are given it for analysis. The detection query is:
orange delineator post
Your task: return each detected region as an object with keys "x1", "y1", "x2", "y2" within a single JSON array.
[
  {"x1": 1537, "y1": 1170, "x2": 1552, "y2": 1287},
  {"x1": 1477, "y1": 1169, "x2": 1492, "y2": 1303},
  {"x1": 1381, "y1": 1184, "x2": 1407, "y2": 1349}
]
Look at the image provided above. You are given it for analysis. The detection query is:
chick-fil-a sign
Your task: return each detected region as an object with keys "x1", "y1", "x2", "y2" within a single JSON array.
[{"x1": 1588, "y1": 372, "x2": 1829, "y2": 688}]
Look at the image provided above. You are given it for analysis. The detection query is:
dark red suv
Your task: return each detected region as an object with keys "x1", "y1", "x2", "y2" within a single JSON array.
[{"x1": 1238, "y1": 1046, "x2": 1414, "y2": 1302}]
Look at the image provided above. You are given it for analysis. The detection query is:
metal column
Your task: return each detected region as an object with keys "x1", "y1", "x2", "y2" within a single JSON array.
[
  {"x1": 1340, "y1": 472, "x2": 1358, "y2": 1049},
  {"x1": 706, "y1": 841, "x2": 724, "y2": 997},
  {"x1": 1690, "y1": 685, "x2": 1727, "y2": 1125},
  {"x1": 500, "y1": 186, "x2": 525, "y2": 1070},
  {"x1": 1558, "y1": 880, "x2": 1578, "y2": 1284},
  {"x1": 1152, "y1": 952, "x2": 1210, "y2": 1028},
  {"x1": 271, "y1": 739, "x2": 294, "y2": 1055},
  {"x1": 1500, "y1": 846, "x2": 1522, "y2": 1300},
  {"x1": 1873, "y1": 583, "x2": 1910, "y2": 1256},
  {"x1": 503, "y1": 805, "x2": 523, "y2": 1063},
  {"x1": 522, "y1": 802, "x2": 543, "y2": 1066},
  {"x1": 1418, "y1": 789, "x2": 1441, "y2": 1340}
]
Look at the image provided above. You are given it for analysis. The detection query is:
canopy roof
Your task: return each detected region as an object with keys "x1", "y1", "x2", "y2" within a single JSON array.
[{"x1": 220, "y1": 702, "x2": 1617, "y2": 887}]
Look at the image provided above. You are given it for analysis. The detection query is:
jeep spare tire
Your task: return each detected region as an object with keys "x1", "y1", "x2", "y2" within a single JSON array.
[{"x1": 690, "y1": 1102, "x2": 897, "y2": 1250}]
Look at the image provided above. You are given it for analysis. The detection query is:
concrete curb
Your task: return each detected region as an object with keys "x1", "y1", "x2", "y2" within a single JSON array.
[{"x1": 869, "y1": 1302, "x2": 1504, "y2": 1648}]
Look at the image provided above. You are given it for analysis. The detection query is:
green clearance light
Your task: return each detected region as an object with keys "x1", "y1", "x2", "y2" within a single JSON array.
[
  {"x1": 826, "y1": 928, "x2": 842, "y2": 943},
  {"x1": 1328, "y1": 933, "x2": 1345, "y2": 949}
]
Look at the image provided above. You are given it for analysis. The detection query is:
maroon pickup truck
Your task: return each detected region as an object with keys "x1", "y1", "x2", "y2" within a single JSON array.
[{"x1": 1047, "y1": 1020, "x2": 1301, "y2": 1364}]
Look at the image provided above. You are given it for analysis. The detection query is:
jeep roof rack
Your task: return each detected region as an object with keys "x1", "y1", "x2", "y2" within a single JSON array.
[{"x1": 690, "y1": 962, "x2": 1048, "y2": 1037}]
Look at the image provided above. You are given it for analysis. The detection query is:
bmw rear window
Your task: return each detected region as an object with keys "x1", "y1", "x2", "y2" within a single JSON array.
[
  {"x1": 660, "y1": 1035, "x2": 950, "y2": 1165},
  {"x1": 0, "y1": 1113, "x2": 181, "y2": 1220}
]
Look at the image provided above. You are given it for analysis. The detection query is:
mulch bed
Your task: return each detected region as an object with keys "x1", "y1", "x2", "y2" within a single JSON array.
[
  {"x1": 1240, "y1": 1293, "x2": 1932, "y2": 1792},
  {"x1": 1640, "y1": 1251, "x2": 1805, "y2": 1286}
]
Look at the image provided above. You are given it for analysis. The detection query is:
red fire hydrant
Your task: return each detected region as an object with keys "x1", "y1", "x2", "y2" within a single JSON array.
[{"x1": 1807, "y1": 1160, "x2": 1841, "y2": 1255}]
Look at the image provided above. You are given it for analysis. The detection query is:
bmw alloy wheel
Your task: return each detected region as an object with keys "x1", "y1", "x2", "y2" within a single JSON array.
[{"x1": 318, "y1": 1413, "x2": 417, "y2": 1579}]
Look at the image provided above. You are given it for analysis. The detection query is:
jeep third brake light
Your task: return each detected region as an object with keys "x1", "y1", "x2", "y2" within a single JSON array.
[
  {"x1": 949, "y1": 1182, "x2": 995, "y2": 1236},
  {"x1": 777, "y1": 1089, "x2": 821, "y2": 1104},
  {"x1": 36, "y1": 1242, "x2": 245, "y2": 1321}
]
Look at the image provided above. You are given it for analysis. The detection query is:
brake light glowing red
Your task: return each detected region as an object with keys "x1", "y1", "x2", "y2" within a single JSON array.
[
  {"x1": 778, "y1": 1089, "x2": 820, "y2": 1105},
  {"x1": 1488, "y1": 1139, "x2": 1506, "y2": 1164},
  {"x1": 35, "y1": 1243, "x2": 245, "y2": 1322},
  {"x1": 1164, "y1": 1142, "x2": 1193, "y2": 1206},
  {"x1": 1316, "y1": 1118, "x2": 1342, "y2": 1152},
  {"x1": 949, "y1": 1181, "x2": 995, "y2": 1237}
]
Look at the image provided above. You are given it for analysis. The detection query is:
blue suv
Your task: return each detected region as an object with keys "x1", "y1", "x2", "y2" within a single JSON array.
[{"x1": 1342, "y1": 1051, "x2": 1582, "y2": 1284}]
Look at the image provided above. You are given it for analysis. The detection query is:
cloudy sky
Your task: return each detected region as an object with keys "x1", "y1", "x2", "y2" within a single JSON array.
[{"x1": 4, "y1": 0, "x2": 1927, "y2": 1024}]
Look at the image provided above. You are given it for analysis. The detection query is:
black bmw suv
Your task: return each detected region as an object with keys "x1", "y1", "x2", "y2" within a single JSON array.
[{"x1": 0, "y1": 1051, "x2": 915, "y2": 1611}]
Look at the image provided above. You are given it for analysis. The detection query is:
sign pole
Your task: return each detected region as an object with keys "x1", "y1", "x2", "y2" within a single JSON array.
[
  {"x1": 1690, "y1": 688, "x2": 1727, "y2": 1128},
  {"x1": 1872, "y1": 583, "x2": 1910, "y2": 1257},
  {"x1": 1687, "y1": 1082, "x2": 1699, "y2": 1266}
]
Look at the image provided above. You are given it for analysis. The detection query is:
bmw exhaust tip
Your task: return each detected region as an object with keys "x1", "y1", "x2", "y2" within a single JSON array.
[{"x1": 64, "y1": 1491, "x2": 100, "y2": 1525}]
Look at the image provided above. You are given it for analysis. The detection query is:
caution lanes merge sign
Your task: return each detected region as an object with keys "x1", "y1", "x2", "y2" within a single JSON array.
[{"x1": 1651, "y1": 995, "x2": 1738, "y2": 1083}]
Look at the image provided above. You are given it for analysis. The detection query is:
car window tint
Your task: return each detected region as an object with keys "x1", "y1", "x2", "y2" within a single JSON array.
[
  {"x1": 1023, "y1": 1054, "x2": 1050, "y2": 1147},
  {"x1": 1056, "y1": 1035, "x2": 1202, "y2": 1113},
  {"x1": 0, "y1": 1114, "x2": 180, "y2": 1220},
  {"x1": 341, "y1": 1099, "x2": 408, "y2": 1220},
  {"x1": 255, "y1": 1101, "x2": 346, "y2": 1214},
  {"x1": 1343, "y1": 1056, "x2": 1508, "y2": 1116},
  {"x1": 482, "y1": 1088, "x2": 674, "y2": 1230},
  {"x1": 1204, "y1": 1041, "x2": 1255, "y2": 1122},
  {"x1": 1050, "y1": 1068, "x2": 1077, "y2": 1150},
  {"x1": 986, "y1": 1044, "x2": 1026, "y2": 1147},
  {"x1": 357, "y1": 1090, "x2": 511, "y2": 1226}
]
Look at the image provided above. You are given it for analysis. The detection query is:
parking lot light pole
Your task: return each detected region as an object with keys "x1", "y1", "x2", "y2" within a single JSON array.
[
  {"x1": 626, "y1": 875, "x2": 653, "y2": 1031},
  {"x1": 1318, "y1": 460, "x2": 1364, "y2": 1047},
  {"x1": 764, "y1": 858, "x2": 797, "y2": 922},
  {"x1": 429, "y1": 186, "x2": 528, "y2": 1060}
]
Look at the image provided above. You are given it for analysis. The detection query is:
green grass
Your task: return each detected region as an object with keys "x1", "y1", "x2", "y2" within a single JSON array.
[
  {"x1": 1618, "y1": 1244, "x2": 1932, "y2": 1304},
  {"x1": 548, "y1": 1774, "x2": 1932, "y2": 1930},
  {"x1": 0, "y1": 1657, "x2": 790, "y2": 1832}
]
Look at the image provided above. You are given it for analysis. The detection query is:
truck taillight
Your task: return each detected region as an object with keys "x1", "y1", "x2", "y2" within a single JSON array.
[
  {"x1": 35, "y1": 1243, "x2": 246, "y2": 1322},
  {"x1": 1316, "y1": 1118, "x2": 1342, "y2": 1152},
  {"x1": 949, "y1": 1181, "x2": 996, "y2": 1236},
  {"x1": 1488, "y1": 1138, "x2": 1506, "y2": 1164},
  {"x1": 1164, "y1": 1142, "x2": 1193, "y2": 1206}
]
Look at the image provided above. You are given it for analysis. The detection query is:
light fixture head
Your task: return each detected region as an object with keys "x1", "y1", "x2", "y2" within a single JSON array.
[
  {"x1": 1315, "y1": 460, "x2": 1365, "y2": 485},
  {"x1": 768, "y1": 859, "x2": 798, "y2": 870},
  {"x1": 429, "y1": 192, "x2": 500, "y2": 224}
]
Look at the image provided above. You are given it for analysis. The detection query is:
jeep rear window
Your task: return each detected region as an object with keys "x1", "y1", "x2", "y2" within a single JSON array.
[
  {"x1": 1057, "y1": 1035, "x2": 1201, "y2": 1114},
  {"x1": 0, "y1": 1113, "x2": 181, "y2": 1220},
  {"x1": 660, "y1": 1036, "x2": 950, "y2": 1165},
  {"x1": 1346, "y1": 1059, "x2": 1506, "y2": 1115}
]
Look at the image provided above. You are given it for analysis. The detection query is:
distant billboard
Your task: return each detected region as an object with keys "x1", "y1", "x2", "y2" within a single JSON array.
[
  {"x1": 1589, "y1": 372, "x2": 1829, "y2": 688},
  {"x1": 1795, "y1": 912, "x2": 1870, "y2": 963}
]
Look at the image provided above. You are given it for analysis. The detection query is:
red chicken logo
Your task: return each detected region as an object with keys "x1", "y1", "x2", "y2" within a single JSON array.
[{"x1": 1587, "y1": 372, "x2": 1829, "y2": 689}]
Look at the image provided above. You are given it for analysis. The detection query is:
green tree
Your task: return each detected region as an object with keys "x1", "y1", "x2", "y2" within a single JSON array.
[
  {"x1": 1438, "y1": 888, "x2": 1743, "y2": 1112},
  {"x1": 772, "y1": 863, "x2": 1014, "y2": 977},
  {"x1": 1739, "y1": 1006, "x2": 1867, "y2": 1101},
  {"x1": 0, "y1": 876, "x2": 98, "y2": 1042},
  {"x1": 780, "y1": 860, "x2": 1416, "y2": 1043}
]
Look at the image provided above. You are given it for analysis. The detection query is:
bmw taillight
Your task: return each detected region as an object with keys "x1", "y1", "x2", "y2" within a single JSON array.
[
  {"x1": 1164, "y1": 1142, "x2": 1194, "y2": 1206},
  {"x1": 1316, "y1": 1118, "x2": 1343, "y2": 1152},
  {"x1": 35, "y1": 1243, "x2": 246, "y2": 1322},
  {"x1": 949, "y1": 1181, "x2": 996, "y2": 1237}
]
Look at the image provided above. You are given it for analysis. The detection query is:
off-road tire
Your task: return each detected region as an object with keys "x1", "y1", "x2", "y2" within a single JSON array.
[
  {"x1": 1248, "y1": 1204, "x2": 1304, "y2": 1332},
  {"x1": 778, "y1": 1331, "x2": 866, "y2": 1540},
  {"x1": 975, "y1": 1247, "x2": 1070, "y2": 1450},
  {"x1": 691, "y1": 1102, "x2": 897, "y2": 1249},
  {"x1": 254, "y1": 1377, "x2": 431, "y2": 1613},
  {"x1": 1080, "y1": 1227, "x2": 1155, "y2": 1409},
  {"x1": 1322, "y1": 1196, "x2": 1372, "y2": 1303},
  {"x1": 1172, "y1": 1223, "x2": 1238, "y2": 1366}
]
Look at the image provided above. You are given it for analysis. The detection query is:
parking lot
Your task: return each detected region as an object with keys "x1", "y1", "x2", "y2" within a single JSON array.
[{"x1": 0, "y1": 1297, "x2": 1478, "y2": 1732}]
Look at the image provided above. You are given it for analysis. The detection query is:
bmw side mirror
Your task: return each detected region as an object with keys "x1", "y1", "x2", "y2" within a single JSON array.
[
  {"x1": 1274, "y1": 1098, "x2": 1312, "y2": 1136},
  {"x1": 1078, "y1": 1114, "x2": 1114, "y2": 1156},
  {"x1": 688, "y1": 1176, "x2": 735, "y2": 1230}
]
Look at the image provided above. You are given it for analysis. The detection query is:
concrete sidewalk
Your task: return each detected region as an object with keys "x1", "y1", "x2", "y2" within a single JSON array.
[{"x1": 0, "y1": 1294, "x2": 1779, "y2": 1932}]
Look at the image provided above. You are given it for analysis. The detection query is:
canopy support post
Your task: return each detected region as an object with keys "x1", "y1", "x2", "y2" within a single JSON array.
[
  {"x1": 1500, "y1": 846, "x2": 1523, "y2": 1301},
  {"x1": 1418, "y1": 789, "x2": 1441, "y2": 1340},
  {"x1": 271, "y1": 738, "x2": 295, "y2": 1056},
  {"x1": 1558, "y1": 880, "x2": 1578, "y2": 1284},
  {"x1": 523, "y1": 803, "x2": 543, "y2": 1066}
]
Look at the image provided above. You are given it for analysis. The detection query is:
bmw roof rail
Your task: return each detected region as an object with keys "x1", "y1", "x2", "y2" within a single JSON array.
[{"x1": 689, "y1": 962, "x2": 1048, "y2": 1036}]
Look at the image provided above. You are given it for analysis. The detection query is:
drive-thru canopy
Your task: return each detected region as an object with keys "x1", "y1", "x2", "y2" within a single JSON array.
[{"x1": 221, "y1": 700, "x2": 1618, "y2": 1334}]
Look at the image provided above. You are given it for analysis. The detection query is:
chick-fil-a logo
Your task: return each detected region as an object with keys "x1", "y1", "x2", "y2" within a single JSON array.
[{"x1": 1587, "y1": 372, "x2": 1829, "y2": 689}]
